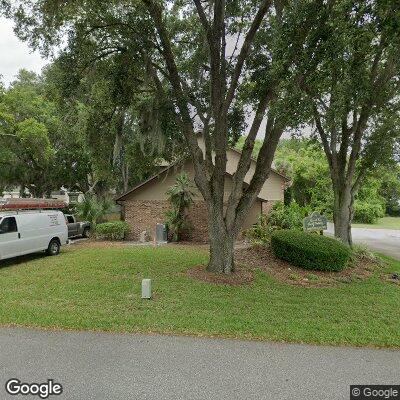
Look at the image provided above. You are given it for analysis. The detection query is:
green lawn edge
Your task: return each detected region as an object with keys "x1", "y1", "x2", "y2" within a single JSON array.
[
  {"x1": 352, "y1": 216, "x2": 400, "y2": 230},
  {"x1": 0, "y1": 245, "x2": 399, "y2": 348}
]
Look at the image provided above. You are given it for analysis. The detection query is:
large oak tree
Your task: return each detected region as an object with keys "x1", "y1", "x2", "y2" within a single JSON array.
[
  {"x1": 295, "y1": 0, "x2": 400, "y2": 245},
  {"x1": 3, "y1": 0, "x2": 332, "y2": 273}
]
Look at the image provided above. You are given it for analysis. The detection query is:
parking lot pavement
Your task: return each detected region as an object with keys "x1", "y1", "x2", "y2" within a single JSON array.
[{"x1": 1, "y1": 327, "x2": 399, "y2": 400}]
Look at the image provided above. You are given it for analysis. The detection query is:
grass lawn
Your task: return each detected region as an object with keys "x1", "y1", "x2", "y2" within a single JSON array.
[
  {"x1": 353, "y1": 216, "x2": 400, "y2": 230},
  {"x1": 0, "y1": 243, "x2": 399, "y2": 348}
]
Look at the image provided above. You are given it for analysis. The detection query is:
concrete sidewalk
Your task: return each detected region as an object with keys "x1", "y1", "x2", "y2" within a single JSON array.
[{"x1": 1, "y1": 327, "x2": 399, "y2": 400}]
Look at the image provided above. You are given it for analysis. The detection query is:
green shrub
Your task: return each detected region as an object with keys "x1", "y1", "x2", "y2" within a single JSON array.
[
  {"x1": 268, "y1": 201, "x2": 310, "y2": 230},
  {"x1": 246, "y1": 202, "x2": 310, "y2": 244},
  {"x1": 306, "y1": 273, "x2": 319, "y2": 282},
  {"x1": 95, "y1": 221, "x2": 130, "y2": 241},
  {"x1": 246, "y1": 214, "x2": 274, "y2": 244},
  {"x1": 271, "y1": 230, "x2": 351, "y2": 271},
  {"x1": 349, "y1": 244, "x2": 380, "y2": 267},
  {"x1": 75, "y1": 195, "x2": 113, "y2": 225},
  {"x1": 353, "y1": 201, "x2": 385, "y2": 224}
]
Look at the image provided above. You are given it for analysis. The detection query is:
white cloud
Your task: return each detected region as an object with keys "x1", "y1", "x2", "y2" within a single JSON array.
[{"x1": 0, "y1": 17, "x2": 48, "y2": 86}]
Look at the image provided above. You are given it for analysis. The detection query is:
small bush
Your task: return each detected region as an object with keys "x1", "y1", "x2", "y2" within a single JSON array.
[
  {"x1": 306, "y1": 273, "x2": 319, "y2": 282},
  {"x1": 246, "y1": 214, "x2": 274, "y2": 244},
  {"x1": 289, "y1": 273, "x2": 301, "y2": 281},
  {"x1": 271, "y1": 230, "x2": 351, "y2": 272},
  {"x1": 75, "y1": 195, "x2": 113, "y2": 225},
  {"x1": 353, "y1": 201, "x2": 384, "y2": 224},
  {"x1": 349, "y1": 245, "x2": 381, "y2": 267},
  {"x1": 246, "y1": 201, "x2": 310, "y2": 244},
  {"x1": 268, "y1": 201, "x2": 310, "y2": 230},
  {"x1": 95, "y1": 221, "x2": 130, "y2": 241}
]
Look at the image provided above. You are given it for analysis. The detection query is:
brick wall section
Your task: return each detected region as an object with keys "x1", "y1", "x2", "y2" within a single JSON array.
[
  {"x1": 261, "y1": 200, "x2": 278, "y2": 215},
  {"x1": 122, "y1": 200, "x2": 209, "y2": 242},
  {"x1": 122, "y1": 199, "x2": 278, "y2": 242},
  {"x1": 181, "y1": 201, "x2": 209, "y2": 242},
  {"x1": 123, "y1": 200, "x2": 168, "y2": 241}
]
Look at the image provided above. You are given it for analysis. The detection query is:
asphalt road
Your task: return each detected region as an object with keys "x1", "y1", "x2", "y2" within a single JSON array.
[
  {"x1": 327, "y1": 223, "x2": 400, "y2": 260},
  {"x1": 1, "y1": 328, "x2": 399, "y2": 400}
]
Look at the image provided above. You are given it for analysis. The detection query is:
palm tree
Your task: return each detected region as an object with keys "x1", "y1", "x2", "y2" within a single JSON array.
[
  {"x1": 165, "y1": 172, "x2": 195, "y2": 241},
  {"x1": 75, "y1": 194, "x2": 112, "y2": 227}
]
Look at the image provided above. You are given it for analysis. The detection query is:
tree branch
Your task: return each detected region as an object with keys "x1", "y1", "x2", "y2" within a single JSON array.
[
  {"x1": 143, "y1": 0, "x2": 211, "y2": 200},
  {"x1": 222, "y1": 0, "x2": 272, "y2": 115},
  {"x1": 192, "y1": 0, "x2": 213, "y2": 46},
  {"x1": 225, "y1": 88, "x2": 275, "y2": 227},
  {"x1": 232, "y1": 116, "x2": 284, "y2": 234}
]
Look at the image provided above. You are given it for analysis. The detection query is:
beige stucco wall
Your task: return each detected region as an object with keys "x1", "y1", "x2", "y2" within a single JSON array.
[
  {"x1": 122, "y1": 147, "x2": 285, "y2": 203},
  {"x1": 196, "y1": 135, "x2": 284, "y2": 201},
  {"x1": 122, "y1": 160, "x2": 254, "y2": 202},
  {"x1": 226, "y1": 149, "x2": 285, "y2": 201},
  {"x1": 242, "y1": 200, "x2": 263, "y2": 230},
  {"x1": 122, "y1": 161, "x2": 201, "y2": 201}
]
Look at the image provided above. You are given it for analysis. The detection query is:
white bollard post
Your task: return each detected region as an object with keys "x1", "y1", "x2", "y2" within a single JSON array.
[{"x1": 141, "y1": 279, "x2": 152, "y2": 299}]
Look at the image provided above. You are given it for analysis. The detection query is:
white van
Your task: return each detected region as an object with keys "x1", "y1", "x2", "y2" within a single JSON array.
[{"x1": 0, "y1": 211, "x2": 68, "y2": 261}]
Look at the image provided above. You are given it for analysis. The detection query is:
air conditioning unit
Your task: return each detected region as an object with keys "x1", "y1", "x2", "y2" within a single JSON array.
[{"x1": 155, "y1": 223, "x2": 168, "y2": 243}]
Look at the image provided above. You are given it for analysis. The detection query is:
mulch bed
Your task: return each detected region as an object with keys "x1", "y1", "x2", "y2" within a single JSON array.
[
  {"x1": 234, "y1": 245, "x2": 382, "y2": 287},
  {"x1": 187, "y1": 244, "x2": 383, "y2": 287},
  {"x1": 186, "y1": 264, "x2": 254, "y2": 286},
  {"x1": 381, "y1": 273, "x2": 400, "y2": 286}
]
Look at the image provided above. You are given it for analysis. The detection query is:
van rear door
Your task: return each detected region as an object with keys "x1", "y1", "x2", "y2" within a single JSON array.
[{"x1": 0, "y1": 216, "x2": 20, "y2": 258}]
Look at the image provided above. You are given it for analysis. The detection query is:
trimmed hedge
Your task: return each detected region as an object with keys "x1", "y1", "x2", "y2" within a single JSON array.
[
  {"x1": 95, "y1": 221, "x2": 130, "y2": 241},
  {"x1": 271, "y1": 230, "x2": 351, "y2": 272}
]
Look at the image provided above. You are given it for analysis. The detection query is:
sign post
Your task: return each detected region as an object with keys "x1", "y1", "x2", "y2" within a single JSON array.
[{"x1": 303, "y1": 212, "x2": 327, "y2": 235}]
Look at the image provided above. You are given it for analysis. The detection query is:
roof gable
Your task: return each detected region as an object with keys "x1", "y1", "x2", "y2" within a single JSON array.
[{"x1": 116, "y1": 135, "x2": 287, "y2": 201}]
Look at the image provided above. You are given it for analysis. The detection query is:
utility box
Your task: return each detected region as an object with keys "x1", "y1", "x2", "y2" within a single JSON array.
[
  {"x1": 155, "y1": 223, "x2": 168, "y2": 243},
  {"x1": 141, "y1": 279, "x2": 152, "y2": 299}
]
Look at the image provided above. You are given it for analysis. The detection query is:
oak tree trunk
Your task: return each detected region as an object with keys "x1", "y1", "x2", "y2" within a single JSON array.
[
  {"x1": 206, "y1": 207, "x2": 236, "y2": 274},
  {"x1": 333, "y1": 186, "x2": 353, "y2": 246},
  {"x1": 207, "y1": 229, "x2": 236, "y2": 274}
]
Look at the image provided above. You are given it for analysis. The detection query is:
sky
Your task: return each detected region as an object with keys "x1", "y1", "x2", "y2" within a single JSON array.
[{"x1": 0, "y1": 17, "x2": 48, "y2": 86}]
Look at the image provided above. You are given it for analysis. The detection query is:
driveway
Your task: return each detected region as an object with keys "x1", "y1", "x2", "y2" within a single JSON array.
[
  {"x1": 327, "y1": 223, "x2": 400, "y2": 260},
  {"x1": 1, "y1": 328, "x2": 399, "y2": 400}
]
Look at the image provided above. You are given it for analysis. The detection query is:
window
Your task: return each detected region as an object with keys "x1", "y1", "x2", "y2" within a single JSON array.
[
  {"x1": 0, "y1": 217, "x2": 18, "y2": 234},
  {"x1": 66, "y1": 216, "x2": 74, "y2": 224}
]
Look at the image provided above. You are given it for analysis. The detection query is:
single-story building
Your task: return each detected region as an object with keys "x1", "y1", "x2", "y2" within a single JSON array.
[{"x1": 116, "y1": 135, "x2": 288, "y2": 242}]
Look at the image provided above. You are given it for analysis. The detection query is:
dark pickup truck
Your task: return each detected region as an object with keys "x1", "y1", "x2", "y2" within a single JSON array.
[{"x1": 64, "y1": 214, "x2": 91, "y2": 238}]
